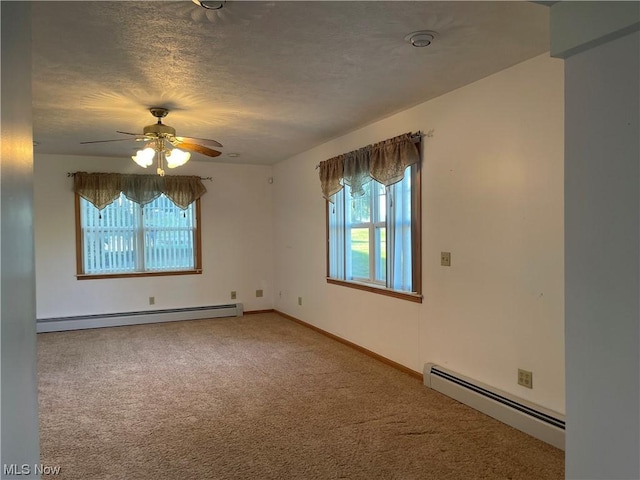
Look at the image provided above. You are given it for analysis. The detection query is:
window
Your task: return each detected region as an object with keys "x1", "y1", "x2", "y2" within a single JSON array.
[
  {"x1": 327, "y1": 163, "x2": 421, "y2": 302},
  {"x1": 75, "y1": 192, "x2": 202, "y2": 278}
]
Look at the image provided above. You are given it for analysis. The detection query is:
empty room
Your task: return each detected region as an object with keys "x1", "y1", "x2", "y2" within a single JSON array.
[{"x1": 2, "y1": 1, "x2": 638, "y2": 480}]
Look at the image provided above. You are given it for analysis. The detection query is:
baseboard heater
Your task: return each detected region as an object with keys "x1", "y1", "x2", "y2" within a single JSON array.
[
  {"x1": 423, "y1": 363, "x2": 565, "y2": 450},
  {"x1": 37, "y1": 303, "x2": 244, "y2": 333}
]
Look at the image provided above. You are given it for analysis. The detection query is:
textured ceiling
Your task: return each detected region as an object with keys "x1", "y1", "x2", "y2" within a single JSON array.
[{"x1": 32, "y1": 1, "x2": 550, "y2": 165}]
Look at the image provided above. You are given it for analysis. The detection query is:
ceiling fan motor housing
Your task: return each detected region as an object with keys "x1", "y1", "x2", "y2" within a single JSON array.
[{"x1": 143, "y1": 123, "x2": 176, "y2": 137}]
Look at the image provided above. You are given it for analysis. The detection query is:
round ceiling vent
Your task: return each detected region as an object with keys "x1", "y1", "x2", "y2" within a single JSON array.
[
  {"x1": 404, "y1": 30, "x2": 437, "y2": 48},
  {"x1": 192, "y1": 0, "x2": 226, "y2": 10}
]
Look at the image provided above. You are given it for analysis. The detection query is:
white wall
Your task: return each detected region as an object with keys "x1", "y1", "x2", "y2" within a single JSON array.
[
  {"x1": 34, "y1": 155, "x2": 274, "y2": 318},
  {"x1": 1, "y1": 1, "x2": 41, "y2": 475},
  {"x1": 563, "y1": 30, "x2": 639, "y2": 480},
  {"x1": 550, "y1": 1, "x2": 639, "y2": 58},
  {"x1": 274, "y1": 53, "x2": 565, "y2": 413}
]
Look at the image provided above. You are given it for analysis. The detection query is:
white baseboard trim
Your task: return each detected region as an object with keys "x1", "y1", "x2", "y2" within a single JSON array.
[{"x1": 37, "y1": 303, "x2": 243, "y2": 333}]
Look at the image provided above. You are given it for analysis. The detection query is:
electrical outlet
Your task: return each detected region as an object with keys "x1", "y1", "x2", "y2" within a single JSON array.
[
  {"x1": 441, "y1": 252, "x2": 451, "y2": 267},
  {"x1": 298, "y1": 296, "x2": 303, "y2": 306},
  {"x1": 518, "y1": 369, "x2": 533, "y2": 389},
  {"x1": 256, "y1": 289, "x2": 263, "y2": 298},
  {"x1": 149, "y1": 296, "x2": 155, "y2": 305},
  {"x1": 230, "y1": 291, "x2": 237, "y2": 300}
]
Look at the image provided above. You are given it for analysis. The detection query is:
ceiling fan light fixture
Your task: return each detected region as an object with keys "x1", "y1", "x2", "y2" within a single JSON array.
[
  {"x1": 132, "y1": 147, "x2": 155, "y2": 168},
  {"x1": 192, "y1": 0, "x2": 226, "y2": 10},
  {"x1": 166, "y1": 148, "x2": 191, "y2": 168},
  {"x1": 84, "y1": 108, "x2": 222, "y2": 176},
  {"x1": 405, "y1": 30, "x2": 436, "y2": 48}
]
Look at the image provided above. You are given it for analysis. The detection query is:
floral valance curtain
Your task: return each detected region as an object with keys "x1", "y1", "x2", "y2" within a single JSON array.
[
  {"x1": 318, "y1": 132, "x2": 420, "y2": 201},
  {"x1": 73, "y1": 172, "x2": 207, "y2": 210}
]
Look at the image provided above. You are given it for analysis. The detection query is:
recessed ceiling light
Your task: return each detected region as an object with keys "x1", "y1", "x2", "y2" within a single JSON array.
[
  {"x1": 192, "y1": 0, "x2": 226, "y2": 10},
  {"x1": 227, "y1": 153, "x2": 240, "y2": 158},
  {"x1": 404, "y1": 30, "x2": 437, "y2": 48}
]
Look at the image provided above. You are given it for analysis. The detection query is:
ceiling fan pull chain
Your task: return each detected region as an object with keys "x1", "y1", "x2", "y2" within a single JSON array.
[{"x1": 157, "y1": 147, "x2": 166, "y2": 176}]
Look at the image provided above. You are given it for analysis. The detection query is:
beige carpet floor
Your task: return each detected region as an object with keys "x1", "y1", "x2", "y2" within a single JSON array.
[{"x1": 38, "y1": 312, "x2": 564, "y2": 479}]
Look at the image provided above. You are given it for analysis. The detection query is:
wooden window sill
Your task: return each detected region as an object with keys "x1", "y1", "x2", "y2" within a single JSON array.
[
  {"x1": 326, "y1": 278, "x2": 423, "y2": 303},
  {"x1": 77, "y1": 270, "x2": 202, "y2": 280}
]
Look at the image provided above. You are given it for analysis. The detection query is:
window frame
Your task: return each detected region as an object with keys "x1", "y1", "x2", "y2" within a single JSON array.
[
  {"x1": 325, "y1": 161, "x2": 422, "y2": 303},
  {"x1": 74, "y1": 193, "x2": 203, "y2": 280},
  {"x1": 345, "y1": 180, "x2": 387, "y2": 286}
]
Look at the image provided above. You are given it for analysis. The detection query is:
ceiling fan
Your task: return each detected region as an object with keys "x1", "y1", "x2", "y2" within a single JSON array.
[{"x1": 81, "y1": 107, "x2": 223, "y2": 175}]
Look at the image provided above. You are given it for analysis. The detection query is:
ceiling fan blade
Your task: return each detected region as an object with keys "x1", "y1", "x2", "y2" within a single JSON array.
[
  {"x1": 176, "y1": 142, "x2": 222, "y2": 158},
  {"x1": 80, "y1": 138, "x2": 140, "y2": 144},
  {"x1": 116, "y1": 131, "x2": 146, "y2": 136},
  {"x1": 174, "y1": 136, "x2": 223, "y2": 148}
]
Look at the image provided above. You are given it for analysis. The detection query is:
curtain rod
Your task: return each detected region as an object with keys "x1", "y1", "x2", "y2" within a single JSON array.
[
  {"x1": 314, "y1": 131, "x2": 428, "y2": 170},
  {"x1": 67, "y1": 172, "x2": 213, "y2": 181}
]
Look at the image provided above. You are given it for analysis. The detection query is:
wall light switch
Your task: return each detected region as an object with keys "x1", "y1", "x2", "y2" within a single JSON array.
[
  {"x1": 441, "y1": 252, "x2": 451, "y2": 267},
  {"x1": 298, "y1": 297, "x2": 303, "y2": 306},
  {"x1": 256, "y1": 289, "x2": 263, "y2": 298}
]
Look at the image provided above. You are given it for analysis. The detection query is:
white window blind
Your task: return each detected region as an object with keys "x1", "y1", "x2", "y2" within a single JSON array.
[{"x1": 80, "y1": 193, "x2": 196, "y2": 275}]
